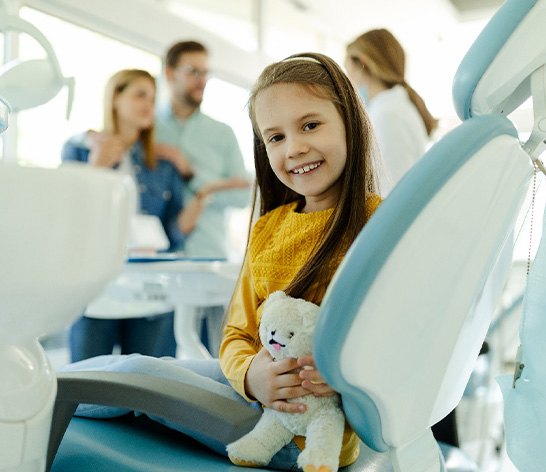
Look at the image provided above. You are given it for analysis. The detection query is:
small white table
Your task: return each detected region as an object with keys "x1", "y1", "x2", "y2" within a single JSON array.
[{"x1": 85, "y1": 257, "x2": 241, "y2": 359}]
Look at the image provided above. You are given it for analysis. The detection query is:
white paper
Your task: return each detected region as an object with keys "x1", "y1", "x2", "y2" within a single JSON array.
[{"x1": 128, "y1": 214, "x2": 170, "y2": 251}]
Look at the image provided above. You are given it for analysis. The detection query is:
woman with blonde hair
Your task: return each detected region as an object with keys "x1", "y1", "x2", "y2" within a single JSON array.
[
  {"x1": 346, "y1": 28, "x2": 438, "y2": 196},
  {"x1": 62, "y1": 69, "x2": 195, "y2": 361}
]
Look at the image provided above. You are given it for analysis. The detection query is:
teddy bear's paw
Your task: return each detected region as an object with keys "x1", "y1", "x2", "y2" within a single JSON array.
[
  {"x1": 226, "y1": 436, "x2": 275, "y2": 467},
  {"x1": 302, "y1": 466, "x2": 333, "y2": 472},
  {"x1": 298, "y1": 448, "x2": 338, "y2": 472},
  {"x1": 227, "y1": 455, "x2": 263, "y2": 468}
]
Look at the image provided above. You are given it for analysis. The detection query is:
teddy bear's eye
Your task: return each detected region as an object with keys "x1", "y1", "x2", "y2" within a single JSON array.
[{"x1": 289, "y1": 332, "x2": 294, "y2": 338}]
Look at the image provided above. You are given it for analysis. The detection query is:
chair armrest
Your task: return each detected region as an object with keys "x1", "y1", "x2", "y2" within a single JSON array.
[{"x1": 46, "y1": 371, "x2": 260, "y2": 471}]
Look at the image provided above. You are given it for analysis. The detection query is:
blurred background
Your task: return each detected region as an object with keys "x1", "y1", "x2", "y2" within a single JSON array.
[{"x1": 0, "y1": 3, "x2": 537, "y2": 469}]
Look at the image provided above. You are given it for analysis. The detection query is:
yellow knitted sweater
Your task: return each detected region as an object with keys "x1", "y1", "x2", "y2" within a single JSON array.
[{"x1": 219, "y1": 194, "x2": 381, "y2": 467}]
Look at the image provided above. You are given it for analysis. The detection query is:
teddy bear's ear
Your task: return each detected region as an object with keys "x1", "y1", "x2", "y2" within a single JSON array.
[
  {"x1": 301, "y1": 302, "x2": 319, "y2": 331},
  {"x1": 266, "y1": 290, "x2": 287, "y2": 305},
  {"x1": 261, "y1": 291, "x2": 287, "y2": 321}
]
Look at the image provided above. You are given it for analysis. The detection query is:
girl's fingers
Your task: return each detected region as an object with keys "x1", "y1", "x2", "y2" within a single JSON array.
[
  {"x1": 297, "y1": 355, "x2": 338, "y2": 396},
  {"x1": 299, "y1": 366, "x2": 324, "y2": 383},
  {"x1": 271, "y1": 399, "x2": 307, "y2": 414},
  {"x1": 301, "y1": 379, "x2": 337, "y2": 396},
  {"x1": 276, "y1": 384, "x2": 309, "y2": 400},
  {"x1": 272, "y1": 357, "x2": 300, "y2": 375},
  {"x1": 297, "y1": 355, "x2": 315, "y2": 369}
]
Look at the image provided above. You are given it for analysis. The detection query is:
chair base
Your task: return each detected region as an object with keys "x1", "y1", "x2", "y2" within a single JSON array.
[{"x1": 51, "y1": 416, "x2": 477, "y2": 472}]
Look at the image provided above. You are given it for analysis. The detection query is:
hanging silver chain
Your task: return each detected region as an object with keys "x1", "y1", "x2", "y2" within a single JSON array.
[{"x1": 527, "y1": 163, "x2": 538, "y2": 276}]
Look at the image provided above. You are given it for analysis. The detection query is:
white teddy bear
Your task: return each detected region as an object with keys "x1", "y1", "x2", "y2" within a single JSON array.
[{"x1": 226, "y1": 290, "x2": 345, "y2": 472}]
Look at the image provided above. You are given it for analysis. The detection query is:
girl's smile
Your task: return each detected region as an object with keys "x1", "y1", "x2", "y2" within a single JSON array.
[
  {"x1": 254, "y1": 83, "x2": 347, "y2": 213},
  {"x1": 289, "y1": 160, "x2": 323, "y2": 175}
]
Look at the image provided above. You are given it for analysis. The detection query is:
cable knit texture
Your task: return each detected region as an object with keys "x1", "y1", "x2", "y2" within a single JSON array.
[{"x1": 220, "y1": 194, "x2": 381, "y2": 467}]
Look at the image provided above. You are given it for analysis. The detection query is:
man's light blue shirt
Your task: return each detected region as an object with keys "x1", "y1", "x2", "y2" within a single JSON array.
[{"x1": 155, "y1": 105, "x2": 250, "y2": 258}]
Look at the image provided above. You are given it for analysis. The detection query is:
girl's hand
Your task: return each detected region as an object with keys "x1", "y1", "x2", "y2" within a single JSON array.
[
  {"x1": 297, "y1": 355, "x2": 337, "y2": 397},
  {"x1": 245, "y1": 347, "x2": 309, "y2": 413},
  {"x1": 86, "y1": 131, "x2": 125, "y2": 168}
]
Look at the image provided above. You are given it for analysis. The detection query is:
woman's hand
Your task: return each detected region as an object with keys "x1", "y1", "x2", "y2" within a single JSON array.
[
  {"x1": 198, "y1": 177, "x2": 250, "y2": 196},
  {"x1": 177, "y1": 176, "x2": 249, "y2": 235},
  {"x1": 156, "y1": 143, "x2": 193, "y2": 179},
  {"x1": 86, "y1": 131, "x2": 125, "y2": 168},
  {"x1": 297, "y1": 355, "x2": 337, "y2": 397},
  {"x1": 245, "y1": 347, "x2": 309, "y2": 413}
]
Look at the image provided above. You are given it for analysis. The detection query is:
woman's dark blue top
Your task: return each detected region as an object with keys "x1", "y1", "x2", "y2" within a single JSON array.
[{"x1": 62, "y1": 135, "x2": 186, "y2": 251}]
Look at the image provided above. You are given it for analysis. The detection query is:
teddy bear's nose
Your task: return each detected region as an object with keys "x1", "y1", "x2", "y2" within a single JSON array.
[{"x1": 271, "y1": 330, "x2": 276, "y2": 335}]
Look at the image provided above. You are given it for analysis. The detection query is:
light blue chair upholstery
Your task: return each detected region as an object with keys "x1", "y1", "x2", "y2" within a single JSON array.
[
  {"x1": 315, "y1": 114, "x2": 531, "y2": 471},
  {"x1": 49, "y1": 1, "x2": 538, "y2": 471},
  {"x1": 453, "y1": 0, "x2": 540, "y2": 120}
]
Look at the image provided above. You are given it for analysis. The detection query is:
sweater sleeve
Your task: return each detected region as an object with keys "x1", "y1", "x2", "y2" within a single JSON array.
[{"x1": 219, "y1": 253, "x2": 261, "y2": 401}]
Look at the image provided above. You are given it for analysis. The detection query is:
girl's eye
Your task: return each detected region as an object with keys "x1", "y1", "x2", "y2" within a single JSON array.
[
  {"x1": 304, "y1": 122, "x2": 319, "y2": 131},
  {"x1": 268, "y1": 134, "x2": 283, "y2": 143}
]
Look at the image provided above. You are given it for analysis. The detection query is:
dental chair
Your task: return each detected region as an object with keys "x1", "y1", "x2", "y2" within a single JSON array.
[
  {"x1": 0, "y1": 162, "x2": 133, "y2": 472},
  {"x1": 46, "y1": 0, "x2": 539, "y2": 471}
]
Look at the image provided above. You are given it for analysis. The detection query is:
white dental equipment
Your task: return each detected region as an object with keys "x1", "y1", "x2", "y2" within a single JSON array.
[
  {"x1": 0, "y1": 162, "x2": 133, "y2": 472},
  {"x1": 0, "y1": 2, "x2": 74, "y2": 117},
  {"x1": 0, "y1": 6, "x2": 131, "y2": 472},
  {"x1": 0, "y1": 96, "x2": 9, "y2": 133}
]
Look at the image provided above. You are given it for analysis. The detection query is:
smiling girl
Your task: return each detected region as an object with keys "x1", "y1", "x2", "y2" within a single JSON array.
[
  {"x1": 220, "y1": 52, "x2": 381, "y2": 470},
  {"x1": 61, "y1": 54, "x2": 381, "y2": 472}
]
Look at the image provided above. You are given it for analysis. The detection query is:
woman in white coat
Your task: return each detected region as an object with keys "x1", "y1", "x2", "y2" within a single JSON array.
[
  {"x1": 346, "y1": 29, "x2": 462, "y2": 449},
  {"x1": 346, "y1": 28, "x2": 438, "y2": 197}
]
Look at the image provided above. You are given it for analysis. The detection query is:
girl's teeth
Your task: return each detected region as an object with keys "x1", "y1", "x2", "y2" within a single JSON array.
[{"x1": 294, "y1": 162, "x2": 320, "y2": 174}]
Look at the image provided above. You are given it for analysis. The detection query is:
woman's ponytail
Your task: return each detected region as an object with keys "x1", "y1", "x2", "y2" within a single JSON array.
[{"x1": 402, "y1": 82, "x2": 438, "y2": 136}]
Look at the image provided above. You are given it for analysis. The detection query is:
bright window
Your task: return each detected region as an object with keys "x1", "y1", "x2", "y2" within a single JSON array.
[
  {"x1": 8, "y1": 8, "x2": 255, "y2": 173},
  {"x1": 201, "y1": 78, "x2": 254, "y2": 172},
  {"x1": 14, "y1": 7, "x2": 161, "y2": 167}
]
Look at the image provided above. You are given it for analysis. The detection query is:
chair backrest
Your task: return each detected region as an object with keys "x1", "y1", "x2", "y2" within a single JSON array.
[
  {"x1": 315, "y1": 114, "x2": 531, "y2": 453},
  {"x1": 314, "y1": 0, "x2": 544, "y2": 457}
]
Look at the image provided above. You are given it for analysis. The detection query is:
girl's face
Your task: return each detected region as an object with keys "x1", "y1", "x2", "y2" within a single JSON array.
[
  {"x1": 254, "y1": 83, "x2": 347, "y2": 213},
  {"x1": 114, "y1": 77, "x2": 155, "y2": 131}
]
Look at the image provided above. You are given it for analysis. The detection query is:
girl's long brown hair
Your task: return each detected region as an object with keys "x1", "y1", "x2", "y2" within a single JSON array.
[
  {"x1": 346, "y1": 28, "x2": 438, "y2": 136},
  {"x1": 103, "y1": 69, "x2": 156, "y2": 169},
  {"x1": 247, "y1": 52, "x2": 377, "y2": 299}
]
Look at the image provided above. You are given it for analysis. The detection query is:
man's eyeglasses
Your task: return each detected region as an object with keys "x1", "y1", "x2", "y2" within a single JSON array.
[{"x1": 175, "y1": 65, "x2": 209, "y2": 79}]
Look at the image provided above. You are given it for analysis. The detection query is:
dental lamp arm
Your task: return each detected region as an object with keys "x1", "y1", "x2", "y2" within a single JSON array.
[{"x1": 46, "y1": 371, "x2": 261, "y2": 472}]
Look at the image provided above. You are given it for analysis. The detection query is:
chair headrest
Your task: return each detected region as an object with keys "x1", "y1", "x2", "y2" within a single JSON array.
[{"x1": 453, "y1": 0, "x2": 540, "y2": 120}]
